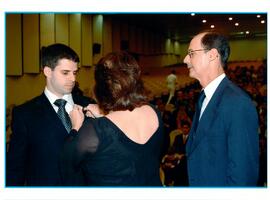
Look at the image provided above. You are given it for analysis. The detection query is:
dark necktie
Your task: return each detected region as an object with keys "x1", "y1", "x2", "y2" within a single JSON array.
[
  {"x1": 194, "y1": 90, "x2": 206, "y2": 131},
  {"x1": 54, "y1": 99, "x2": 72, "y2": 132}
]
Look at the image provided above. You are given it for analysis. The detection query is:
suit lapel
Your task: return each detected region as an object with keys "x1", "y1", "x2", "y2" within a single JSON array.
[
  {"x1": 187, "y1": 77, "x2": 230, "y2": 154},
  {"x1": 36, "y1": 93, "x2": 69, "y2": 135}
]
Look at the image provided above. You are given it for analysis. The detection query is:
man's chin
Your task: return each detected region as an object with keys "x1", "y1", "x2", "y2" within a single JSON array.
[
  {"x1": 67, "y1": 85, "x2": 74, "y2": 90},
  {"x1": 64, "y1": 88, "x2": 73, "y2": 94},
  {"x1": 188, "y1": 70, "x2": 194, "y2": 78}
]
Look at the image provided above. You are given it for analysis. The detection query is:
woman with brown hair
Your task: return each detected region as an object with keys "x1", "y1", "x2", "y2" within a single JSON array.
[{"x1": 60, "y1": 51, "x2": 164, "y2": 186}]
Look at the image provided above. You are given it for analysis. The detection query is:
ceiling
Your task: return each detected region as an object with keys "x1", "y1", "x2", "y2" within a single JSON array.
[{"x1": 108, "y1": 13, "x2": 267, "y2": 42}]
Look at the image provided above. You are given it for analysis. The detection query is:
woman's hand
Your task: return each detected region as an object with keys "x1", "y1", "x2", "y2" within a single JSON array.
[
  {"x1": 84, "y1": 104, "x2": 104, "y2": 118},
  {"x1": 69, "y1": 104, "x2": 85, "y2": 131}
]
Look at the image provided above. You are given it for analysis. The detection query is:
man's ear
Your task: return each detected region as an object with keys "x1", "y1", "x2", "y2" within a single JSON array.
[
  {"x1": 43, "y1": 66, "x2": 51, "y2": 78},
  {"x1": 208, "y1": 48, "x2": 219, "y2": 61}
]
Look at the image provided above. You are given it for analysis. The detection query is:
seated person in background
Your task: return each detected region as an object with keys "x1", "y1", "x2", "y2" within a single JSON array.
[
  {"x1": 59, "y1": 51, "x2": 165, "y2": 186},
  {"x1": 175, "y1": 105, "x2": 192, "y2": 130},
  {"x1": 170, "y1": 120, "x2": 190, "y2": 186},
  {"x1": 161, "y1": 120, "x2": 190, "y2": 186},
  {"x1": 172, "y1": 120, "x2": 190, "y2": 154}
]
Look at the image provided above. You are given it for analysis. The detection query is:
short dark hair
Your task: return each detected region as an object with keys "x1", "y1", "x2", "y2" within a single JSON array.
[
  {"x1": 181, "y1": 119, "x2": 191, "y2": 128},
  {"x1": 201, "y1": 31, "x2": 230, "y2": 70},
  {"x1": 40, "y1": 43, "x2": 79, "y2": 70},
  {"x1": 94, "y1": 51, "x2": 149, "y2": 114}
]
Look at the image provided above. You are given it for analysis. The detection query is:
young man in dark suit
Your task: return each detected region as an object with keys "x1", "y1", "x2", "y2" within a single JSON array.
[
  {"x1": 6, "y1": 44, "x2": 94, "y2": 186},
  {"x1": 183, "y1": 31, "x2": 259, "y2": 186},
  {"x1": 171, "y1": 120, "x2": 190, "y2": 186}
]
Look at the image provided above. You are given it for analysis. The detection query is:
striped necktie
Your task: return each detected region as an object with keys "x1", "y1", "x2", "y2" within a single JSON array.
[{"x1": 54, "y1": 99, "x2": 72, "y2": 133}]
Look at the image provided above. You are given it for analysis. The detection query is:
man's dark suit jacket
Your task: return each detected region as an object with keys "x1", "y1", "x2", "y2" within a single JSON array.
[
  {"x1": 6, "y1": 93, "x2": 93, "y2": 186},
  {"x1": 186, "y1": 77, "x2": 259, "y2": 186},
  {"x1": 171, "y1": 134, "x2": 189, "y2": 186}
]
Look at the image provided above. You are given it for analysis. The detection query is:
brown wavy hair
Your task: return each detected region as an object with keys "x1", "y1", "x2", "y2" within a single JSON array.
[{"x1": 94, "y1": 51, "x2": 149, "y2": 114}]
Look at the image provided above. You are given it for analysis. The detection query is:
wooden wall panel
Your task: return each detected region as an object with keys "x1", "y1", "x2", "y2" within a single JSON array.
[
  {"x1": 112, "y1": 20, "x2": 121, "y2": 52},
  {"x1": 120, "y1": 23, "x2": 129, "y2": 41},
  {"x1": 143, "y1": 30, "x2": 149, "y2": 54},
  {"x1": 6, "y1": 14, "x2": 22, "y2": 76},
  {"x1": 40, "y1": 14, "x2": 55, "y2": 47},
  {"x1": 93, "y1": 14, "x2": 103, "y2": 64},
  {"x1": 69, "y1": 14, "x2": 81, "y2": 61},
  {"x1": 136, "y1": 28, "x2": 143, "y2": 54},
  {"x1": 23, "y1": 14, "x2": 40, "y2": 73},
  {"x1": 129, "y1": 26, "x2": 136, "y2": 52},
  {"x1": 103, "y1": 16, "x2": 112, "y2": 56},
  {"x1": 81, "y1": 14, "x2": 93, "y2": 67},
  {"x1": 55, "y1": 14, "x2": 69, "y2": 45}
]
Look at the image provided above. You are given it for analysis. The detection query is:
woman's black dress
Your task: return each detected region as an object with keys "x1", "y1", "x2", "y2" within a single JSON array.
[{"x1": 59, "y1": 105, "x2": 164, "y2": 186}]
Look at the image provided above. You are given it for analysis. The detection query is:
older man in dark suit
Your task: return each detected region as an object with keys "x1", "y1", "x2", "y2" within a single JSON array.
[
  {"x1": 183, "y1": 31, "x2": 259, "y2": 186},
  {"x1": 6, "y1": 44, "x2": 94, "y2": 186}
]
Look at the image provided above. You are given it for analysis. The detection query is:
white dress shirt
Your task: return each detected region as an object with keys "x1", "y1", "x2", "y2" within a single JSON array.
[
  {"x1": 200, "y1": 73, "x2": 226, "y2": 119},
  {"x1": 44, "y1": 87, "x2": 74, "y2": 114}
]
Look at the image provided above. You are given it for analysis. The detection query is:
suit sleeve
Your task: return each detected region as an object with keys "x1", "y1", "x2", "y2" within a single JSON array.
[
  {"x1": 6, "y1": 107, "x2": 29, "y2": 186},
  {"x1": 226, "y1": 98, "x2": 259, "y2": 186}
]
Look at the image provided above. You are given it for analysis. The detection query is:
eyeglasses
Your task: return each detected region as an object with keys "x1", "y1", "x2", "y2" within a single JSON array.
[{"x1": 187, "y1": 49, "x2": 210, "y2": 58}]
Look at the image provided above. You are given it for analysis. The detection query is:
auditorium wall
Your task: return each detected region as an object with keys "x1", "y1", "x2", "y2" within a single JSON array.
[
  {"x1": 229, "y1": 38, "x2": 266, "y2": 61},
  {"x1": 6, "y1": 13, "x2": 267, "y2": 107}
]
